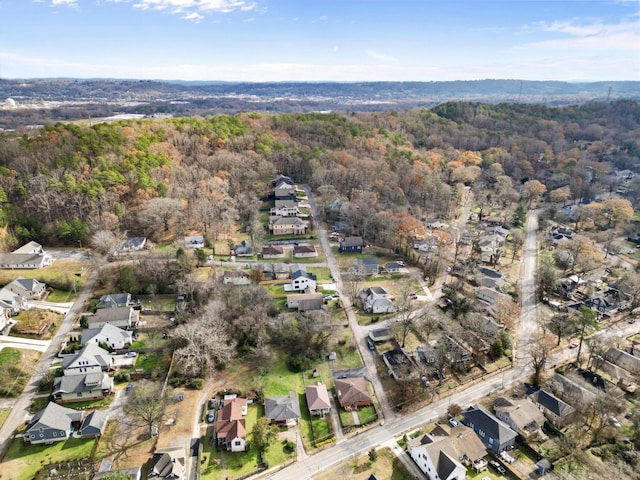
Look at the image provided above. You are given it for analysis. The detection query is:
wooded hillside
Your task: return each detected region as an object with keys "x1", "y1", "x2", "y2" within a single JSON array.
[{"x1": 0, "y1": 101, "x2": 638, "y2": 250}]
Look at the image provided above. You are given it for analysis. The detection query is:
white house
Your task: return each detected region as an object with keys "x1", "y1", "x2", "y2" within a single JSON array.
[
  {"x1": 81, "y1": 323, "x2": 133, "y2": 350},
  {"x1": 0, "y1": 241, "x2": 53, "y2": 269},
  {"x1": 285, "y1": 268, "x2": 317, "y2": 292},
  {"x1": 184, "y1": 235, "x2": 205, "y2": 249},
  {"x1": 359, "y1": 287, "x2": 394, "y2": 314},
  {"x1": 409, "y1": 434, "x2": 467, "y2": 480}
]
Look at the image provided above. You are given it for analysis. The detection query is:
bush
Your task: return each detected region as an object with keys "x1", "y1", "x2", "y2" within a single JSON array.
[
  {"x1": 186, "y1": 377, "x2": 203, "y2": 390},
  {"x1": 287, "y1": 354, "x2": 312, "y2": 373},
  {"x1": 283, "y1": 440, "x2": 296, "y2": 454},
  {"x1": 114, "y1": 371, "x2": 131, "y2": 383}
]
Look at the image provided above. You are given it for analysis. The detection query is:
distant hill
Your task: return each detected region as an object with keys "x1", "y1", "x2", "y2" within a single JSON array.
[{"x1": 1, "y1": 79, "x2": 639, "y2": 129}]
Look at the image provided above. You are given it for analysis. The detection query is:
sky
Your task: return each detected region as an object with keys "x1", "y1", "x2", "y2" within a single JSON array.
[{"x1": 0, "y1": 0, "x2": 638, "y2": 82}]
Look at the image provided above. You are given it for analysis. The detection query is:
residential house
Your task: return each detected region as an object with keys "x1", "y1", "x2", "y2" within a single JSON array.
[
  {"x1": 0, "y1": 241, "x2": 53, "y2": 269},
  {"x1": 97, "y1": 293, "x2": 132, "y2": 309},
  {"x1": 359, "y1": 287, "x2": 394, "y2": 314},
  {"x1": 475, "y1": 267, "x2": 506, "y2": 290},
  {"x1": 334, "y1": 377, "x2": 371, "y2": 411},
  {"x1": 584, "y1": 288, "x2": 630, "y2": 318},
  {"x1": 24, "y1": 402, "x2": 82, "y2": 444},
  {"x1": 93, "y1": 468, "x2": 141, "y2": 480},
  {"x1": 260, "y1": 245, "x2": 285, "y2": 259},
  {"x1": 384, "y1": 262, "x2": 402, "y2": 273},
  {"x1": 605, "y1": 348, "x2": 640, "y2": 376},
  {"x1": 462, "y1": 404, "x2": 518, "y2": 453},
  {"x1": 271, "y1": 199, "x2": 301, "y2": 217},
  {"x1": 476, "y1": 287, "x2": 511, "y2": 305},
  {"x1": 81, "y1": 323, "x2": 133, "y2": 350},
  {"x1": 79, "y1": 410, "x2": 108, "y2": 438},
  {"x1": 61, "y1": 343, "x2": 114, "y2": 375},
  {"x1": 286, "y1": 293, "x2": 324, "y2": 312},
  {"x1": 268, "y1": 216, "x2": 308, "y2": 235},
  {"x1": 488, "y1": 226, "x2": 510, "y2": 237},
  {"x1": 441, "y1": 336, "x2": 473, "y2": 365},
  {"x1": 493, "y1": 397, "x2": 545, "y2": 439},
  {"x1": 184, "y1": 235, "x2": 205, "y2": 249},
  {"x1": 148, "y1": 447, "x2": 186, "y2": 480},
  {"x1": 408, "y1": 435, "x2": 467, "y2": 480},
  {"x1": 4, "y1": 277, "x2": 47, "y2": 299},
  {"x1": 527, "y1": 389, "x2": 576, "y2": 428},
  {"x1": 429, "y1": 423, "x2": 488, "y2": 468},
  {"x1": 273, "y1": 174, "x2": 293, "y2": 186},
  {"x1": 272, "y1": 181, "x2": 296, "y2": 200},
  {"x1": 222, "y1": 270, "x2": 252, "y2": 286},
  {"x1": 265, "y1": 392, "x2": 301, "y2": 426},
  {"x1": 305, "y1": 382, "x2": 331, "y2": 417},
  {"x1": 231, "y1": 240, "x2": 253, "y2": 257},
  {"x1": 0, "y1": 288, "x2": 28, "y2": 313},
  {"x1": 121, "y1": 237, "x2": 147, "y2": 252},
  {"x1": 339, "y1": 236, "x2": 363, "y2": 253},
  {"x1": 356, "y1": 258, "x2": 379, "y2": 276},
  {"x1": 215, "y1": 397, "x2": 247, "y2": 452},
  {"x1": 285, "y1": 267, "x2": 317, "y2": 292},
  {"x1": 87, "y1": 306, "x2": 139, "y2": 329},
  {"x1": 293, "y1": 244, "x2": 317, "y2": 258},
  {"x1": 55, "y1": 344, "x2": 114, "y2": 402}
]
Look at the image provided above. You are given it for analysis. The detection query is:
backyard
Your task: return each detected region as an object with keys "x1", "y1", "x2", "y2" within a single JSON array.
[{"x1": 0, "y1": 435, "x2": 97, "y2": 480}]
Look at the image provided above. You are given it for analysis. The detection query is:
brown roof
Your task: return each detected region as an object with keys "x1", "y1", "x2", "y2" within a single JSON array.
[
  {"x1": 262, "y1": 245, "x2": 284, "y2": 255},
  {"x1": 431, "y1": 423, "x2": 487, "y2": 463},
  {"x1": 335, "y1": 377, "x2": 370, "y2": 405},
  {"x1": 294, "y1": 245, "x2": 316, "y2": 254},
  {"x1": 305, "y1": 382, "x2": 331, "y2": 411},
  {"x1": 216, "y1": 398, "x2": 247, "y2": 442}
]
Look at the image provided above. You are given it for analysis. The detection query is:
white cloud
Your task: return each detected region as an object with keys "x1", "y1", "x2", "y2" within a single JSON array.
[
  {"x1": 312, "y1": 15, "x2": 328, "y2": 23},
  {"x1": 333, "y1": 46, "x2": 339, "y2": 53},
  {"x1": 109, "y1": 0, "x2": 256, "y2": 16},
  {"x1": 366, "y1": 50, "x2": 397, "y2": 62},
  {"x1": 182, "y1": 11, "x2": 203, "y2": 22},
  {"x1": 51, "y1": 0, "x2": 78, "y2": 6}
]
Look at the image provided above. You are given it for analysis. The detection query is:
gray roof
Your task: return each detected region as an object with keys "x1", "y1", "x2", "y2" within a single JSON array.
[
  {"x1": 80, "y1": 410, "x2": 108, "y2": 436},
  {"x1": 341, "y1": 236, "x2": 363, "y2": 247},
  {"x1": 529, "y1": 389, "x2": 575, "y2": 418},
  {"x1": 97, "y1": 293, "x2": 131, "y2": 308},
  {"x1": 462, "y1": 404, "x2": 518, "y2": 445},
  {"x1": 91, "y1": 306, "x2": 136, "y2": 324},
  {"x1": 7, "y1": 276, "x2": 46, "y2": 293},
  {"x1": 265, "y1": 392, "x2": 301, "y2": 422},
  {"x1": 26, "y1": 402, "x2": 81, "y2": 434},
  {"x1": 62, "y1": 343, "x2": 112, "y2": 371},
  {"x1": 54, "y1": 372, "x2": 113, "y2": 395},
  {"x1": 81, "y1": 323, "x2": 132, "y2": 345}
]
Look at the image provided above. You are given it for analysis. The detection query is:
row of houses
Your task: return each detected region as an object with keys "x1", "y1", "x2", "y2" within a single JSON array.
[
  {"x1": 269, "y1": 175, "x2": 309, "y2": 235},
  {"x1": 216, "y1": 377, "x2": 372, "y2": 453}
]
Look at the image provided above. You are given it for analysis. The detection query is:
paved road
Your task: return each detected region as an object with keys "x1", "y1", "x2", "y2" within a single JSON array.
[
  {"x1": 0, "y1": 336, "x2": 50, "y2": 353},
  {"x1": 0, "y1": 271, "x2": 97, "y2": 454},
  {"x1": 303, "y1": 185, "x2": 395, "y2": 422},
  {"x1": 515, "y1": 209, "x2": 540, "y2": 367}
]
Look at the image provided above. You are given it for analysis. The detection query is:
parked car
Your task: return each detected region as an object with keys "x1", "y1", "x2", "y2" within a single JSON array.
[
  {"x1": 367, "y1": 340, "x2": 375, "y2": 351},
  {"x1": 489, "y1": 460, "x2": 506, "y2": 475},
  {"x1": 448, "y1": 417, "x2": 459, "y2": 427},
  {"x1": 125, "y1": 351, "x2": 138, "y2": 357},
  {"x1": 207, "y1": 411, "x2": 215, "y2": 423},
  {"x1": 629, "y1": 319, "x2": 636, "y2": 324},
  {"x1": 407, "y1": 292, "x2": 418, "y2": 300},
  {"x1": 609, "y1": 416, "x2": 621, "y2": 428},
  {"x1": 208, "y1": 398, "x2": 217, "y2": 409},
  {"x1": 569, "y1": 342, "x2": 578, "y2": 349}
]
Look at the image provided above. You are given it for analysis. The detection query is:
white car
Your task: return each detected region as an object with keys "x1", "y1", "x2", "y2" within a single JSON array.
[{"x1": 125, "y1": 351, "x2": 138, "y2": 357}]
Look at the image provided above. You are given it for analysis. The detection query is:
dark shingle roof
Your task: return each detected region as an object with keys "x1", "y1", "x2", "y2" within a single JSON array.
[{"x1": 462, "y1": 404, "x2": 517, "y2": 445}]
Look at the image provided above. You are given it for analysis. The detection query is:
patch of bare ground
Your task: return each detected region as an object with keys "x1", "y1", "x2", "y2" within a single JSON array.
[{"x1": 312, "y1": 447, "x2": 413, "y2": 480}]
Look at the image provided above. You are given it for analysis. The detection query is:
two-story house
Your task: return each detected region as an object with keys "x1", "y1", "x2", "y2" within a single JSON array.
[{"x1": 462, "y1": 404, "x2": 518, "y2": 453}]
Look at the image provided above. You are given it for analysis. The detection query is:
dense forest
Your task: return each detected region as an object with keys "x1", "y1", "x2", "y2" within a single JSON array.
[{"x1": 0, "y1": 100, "x2": 638, "y2": 253}]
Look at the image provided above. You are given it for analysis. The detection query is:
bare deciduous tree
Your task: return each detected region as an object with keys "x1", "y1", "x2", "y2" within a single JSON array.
[
  {"x1": 172, "y1": 300, "x2": 235, "y2": 376},
  {"x1": 123, "y1": 381, "x2": 171, "y2": 439}
]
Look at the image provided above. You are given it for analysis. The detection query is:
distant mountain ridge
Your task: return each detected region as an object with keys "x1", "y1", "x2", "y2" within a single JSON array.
[{"x1": 1, "y1": 79, "x2": 638, "y2": 130}]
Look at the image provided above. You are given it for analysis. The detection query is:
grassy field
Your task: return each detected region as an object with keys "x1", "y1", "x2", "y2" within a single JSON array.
[
  {"x1": 0, "y1": 408, "x2": 10, "y2": 430},
  {"x1": 46, "y1": 288, "x2": 78, "y2": 303},
  {"x1": 0, "y1": 259, "x2": 88, "y2": 289},
  {"x1": 313, "y1": 447, "x2": 413, "y2": 480},
  {"x1": 0, "y1": 348, "x2": 41, "y2": 398},
  {"x1": 0, "y1": 436, "x2": 97, "y2": 480},
  {"x1": 0, "y1": 347, "x2": 21, "y2": 366}
]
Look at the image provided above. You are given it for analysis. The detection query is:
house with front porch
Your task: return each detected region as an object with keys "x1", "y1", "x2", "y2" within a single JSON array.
[
  {"x1": 265, "y1": 392, "x2": 301, "y2": 426},
  {"x1": 271, "y1": 199, "x2": 301, "y2": 217},
  {"x1": 334, "y1": 377, "x2": 371, "y2": 411},
  {"x1": 87, "y1": 306, "x2": 139, "y2": 330},
  {"x1": 81, "y1": 323, "x2": 133, "y2": 350},
  {"x1": 527, "y1": 388, "x2": 576, "y2": 428},
  {"x1": 305, "y1": 382, "x2": 331, "y2": 417},
  {"x1": 493, "y1": 396, "x2": 545, "y2": 439},
  {"x1": 269, "y1": 216, "x2": 308, "y2": 235},
  {"x1": 24, "y1": 402, "x2": 82, "y2": 444},
  {"x1": 462, "y1": 404, "x2": 517, "y2": 453},
  {"x1": 215, "y1": 397, "x2": 247, "y2": 452}
]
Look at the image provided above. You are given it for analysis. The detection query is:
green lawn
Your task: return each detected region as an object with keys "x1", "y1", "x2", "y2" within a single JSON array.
[
  {"x1": 133, "y1": 351, "x2": 171, "y2": 375},
  {"x1": 0, "y1": 408, "x2": 10, "y2": 429},
  {"x1": 357, "y1": 405, "x2": 377, "y2": 424},
  {"x1": 200, "y1": 405, "x2": 294, "y2": 479},
  {"x1": 0, "y1": 347, "x2": 21, "y2": 366},
  {"x1": 46, "y1": 288, "x2": 78, "y2": 303},
  {"x1": 1, "y1": 436, "x2": 96, "y2": 480},
  {"x1": 259, "y1": 355, "x2": 304, "y2": 397}
]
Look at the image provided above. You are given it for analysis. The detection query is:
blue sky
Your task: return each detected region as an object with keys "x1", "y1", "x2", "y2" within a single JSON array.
[{"x1": 0, "y1": 0, "x2": 638, "y2": 81}]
